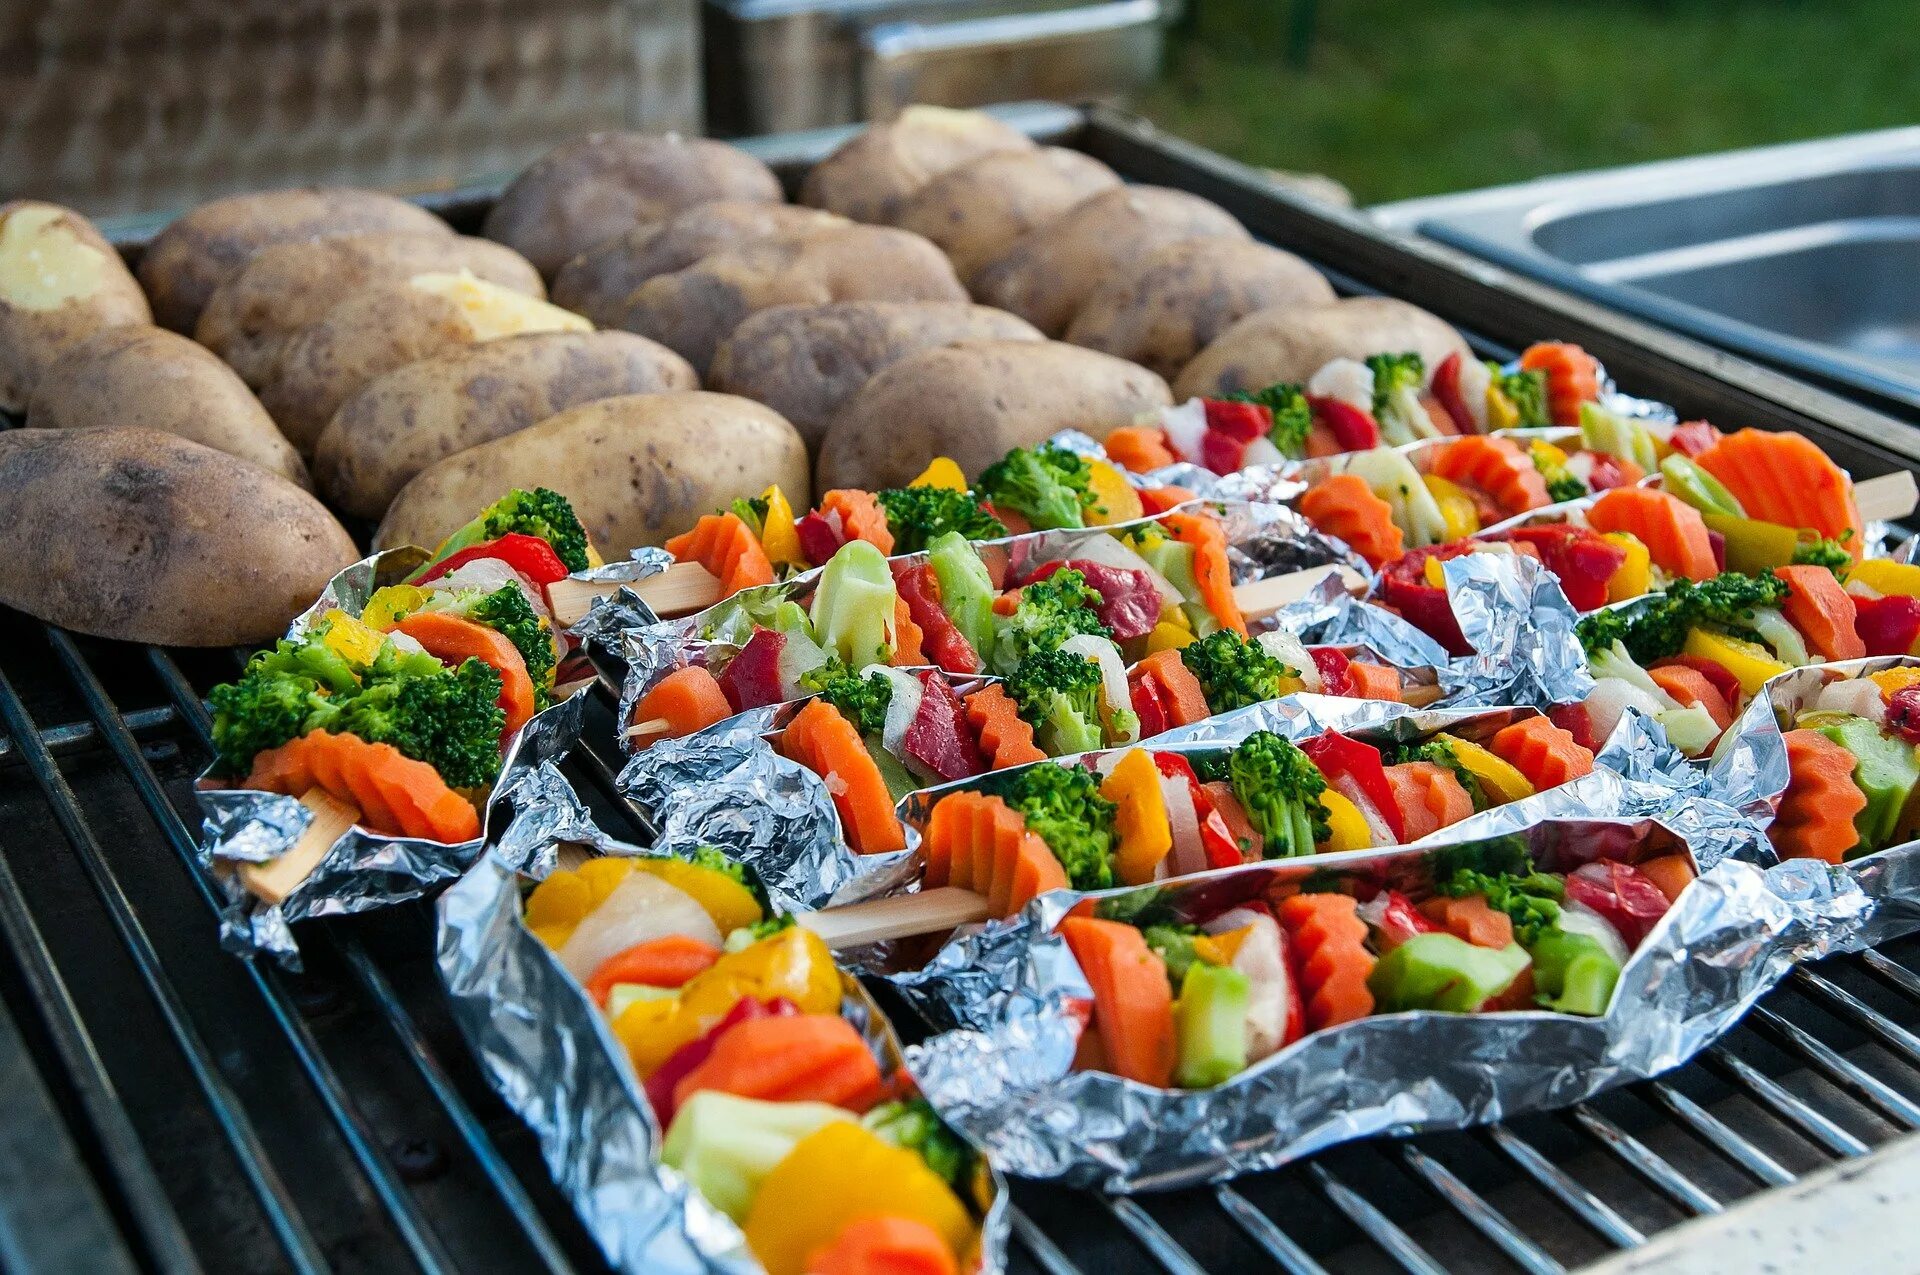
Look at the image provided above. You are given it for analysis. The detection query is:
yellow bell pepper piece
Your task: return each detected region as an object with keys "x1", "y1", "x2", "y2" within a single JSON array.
[
  {"x1": 1084, "y1": 460, "x2": 1145, "y2": 527},
  {"x1": 360, "y1": 585, "x2": 428, "y2": 631},
  {"x1": 319, "y1": 609, "x2": 388, "y2": 665},
  {"x1": 909, "y1": 457, "x2": 968, "y2": 492},
  {"x1": 1602, "y1": 532, "x2": 1651, "y2": 603},
  {"x1": 1868, "y1": 668, "x2": 1920, "y2": 701},
  {"x1": 613, "y1": 926, "x2": 841, "y2": 1076},
  {"x1": 1846, "y1": 559, "x2": 1920, "y2": 600},
  {"x1": 1317, "y1": 790, "x2": 1372, "y2": 852},
  {"x1": 522, "y1": 857, "x2": 642, "y2": 946},
  {"x1": 528, "y1": 924, "x2": 570, "y2": 950},
  {"x1": 1530, "y1": 440, "x2": 1570, "y2": 469},
  {"x1": 1192, "y1": 925, "x2": 1251, "y2": 968},
  {"x1": 757, "y1": 485, "x2": 805, "y2": 570},
  {"x1": 744, "y1": 1122, "x2": 973, "y2": 1275},
  {"x1": 1684, "y1": 628, "x2": 1789, "y2": 697},
  {"x1": 1487, "y1": 384, "x2": 1520, "y2": 431},
  {"x1": 1100, "y1": 749, "x2": 1173, "y2": 885},
  {"x1": 1422, "y1": 474, "x2": 1481, "y2": 541},
  {"x1": 628, "y1": 858, "x2": 764, "y2": 934},
  {"x1": 1434, "y1": 734, "x2": 1535, "y2": 805},
  {"x1": 1146, "y1": 622, "x2": 1194, "y2": 653}
]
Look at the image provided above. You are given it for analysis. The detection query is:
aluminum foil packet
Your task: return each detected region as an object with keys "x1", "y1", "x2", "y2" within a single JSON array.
[
  {"x1": 436, "y1": 845, "x2": 1010, "y2": 1275},
  {"x1": 194, "y1": 550, "x2": 589, "y2": 966},
  {"x1": 557, "y1": 546, "x2": 678, "y2": 654},
  {"x1": 890, "y1": 812, "x2": 1859, "y2": 1192}
]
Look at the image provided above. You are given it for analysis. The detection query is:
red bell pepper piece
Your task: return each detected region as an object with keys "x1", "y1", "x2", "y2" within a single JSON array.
[
  {"x1": 1481, "y1": 524, "x2": 1628, "y2": 613},
  {"x1": 1364, "y1": 889, "x2": 1440, "y2": 951},
  {"x1": 1203, "y1": 398, "x2": 1273, "y2": 442},
  {"x1": 1887, "y1": 685, "x2": 1920, "y2": 745},
  {"x1": 1429, "y1": 352, "x2": 1477, "y2": 434},
  {"x1": 643, "y1": 996, "x2": 801, "y2": 1125},
  {"x1": 1130, "y1": 675, "x2": 1171, "y2": 740},
  {"x1": 794, "y1": 509, "x2": 845, "y2": 568},
  {"x1": 1650, "y1": 655, "x2": 1742, "y2": 710},
  {"x1": 1564, "y1": 861, "x2": 1669, "y2": 948},
  {"x1": 1026, "y1": 559, "x2": 1162, "y2": 640},
  {"x1": 717, "y1": 627, "x2": 785, "y2": 712},
  {"x1": 1548, "y1": 703, "x2": 1600, "y2": 755},
  {"x1": 1854, "y1": 594, "x2": 1920, "y2": 657},
  {"x1": 1200, "y1": 428, "x2": 1251, "y2": 476},
  {"x1": 1308, "y1": 396, "x2": 1383, "y2": 451},
  {"x1": 1275, "y1": 920, "x2": 1307, "y2": 1048},
  {"x1": 891, "y1": 562, "x2": 981, "y2": 674},
  {"x1": 1707, "y1": 528, "x2": 1727, "y2": 573},
  {"x1": 1152, "y1": 753, "x2": 1243, "y2": 868},
  {"x1": 1583, "y1": 453, "x2": 1635, "y2": 492},
  {"x1": 417, "y1": 533, "x2": 571, "y2": 589},
  {"x1": 1667, "y1": 420, "x2": 1722, "y2": 458},
  {"x1": 1377, "y1": 545, "x2": 1475, "y2": 655},
  {"x1": 1300, "y1": 731, "x2": 1405, "y2": 842},
  {"x1": 902, "y1": 672, "x2": 986, "y2": 782},
  {"x1": 1308, "y1": 647, "x2": 1354, "y2": 697}
]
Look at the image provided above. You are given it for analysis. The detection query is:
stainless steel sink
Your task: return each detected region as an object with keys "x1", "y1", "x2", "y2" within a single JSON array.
[{"x1": 1372, "y1": 128, "x2": 1920, "y2": 419}]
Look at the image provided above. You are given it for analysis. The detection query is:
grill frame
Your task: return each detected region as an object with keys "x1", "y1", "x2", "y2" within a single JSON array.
[{"x1": 6, "y1": 101, "x2": 1920, "y2": 1275}]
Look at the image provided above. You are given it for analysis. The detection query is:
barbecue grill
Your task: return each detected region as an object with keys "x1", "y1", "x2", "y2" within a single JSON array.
[{"x1": 6, "y1": 103, "x2": 1920, "y2": 1275}]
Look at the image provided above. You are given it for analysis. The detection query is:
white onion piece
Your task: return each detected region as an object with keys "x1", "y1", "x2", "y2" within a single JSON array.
[
  {"x1": 1749, "y1": 607, "x2": 1810, "y2": 666},
  {"x1": 1255, "y1": 630, "x2": 1320, "y2": 691},
  {"x1": 1816, "y1": 678, "x2": 1888, "y2": 724},
  {"x1": 1061, "y1": 635, "x2": 1135, "y2": 744},
  {"x1": 1062, "y1": 533, "x2": 1180, "y2": 604},
  {"x1": 387, "y1": 631, "x2": 429, "y2": 657},
  {"x1": 1307, "y1": 358, "x2": 1375, "y2": 413},
  {"x1": 1557, "y1": 899, "x2": 1631, "y2": 966},
  {"x1": 1334, "y1": 776, "x2": 1396, "y2": 846},
  {"x1": 1456, "y1": 357, "x2": 1492, "y2": 431},
  {"x1": 425, "y1": 557, "x2": 546, "y2": 618},
  {"x1": 775, "y1": 630, "x2": 830, "y2": 699},
  {"x1": 1206, "y1": 909, "x2": 1286, "y2": 1061},
  {"x1": 874, "y1": 666, "x2": 924, "y2": 758},
  {"x1": 1583, "y1": 678, "x2": 1666, "y2": 747},
  {"x1": 1161, "y1": 772, "x2": 1205, "y2": 877},
  {"x1": 557, "y1": 872, "x2": 722, "y2": 984},
  {"x1": 1241, "y1": 435, "x2": 1286, "y2": 469},
  {"x1": 1157, "y1": 399, "x2": 1210, "y2": 464}
]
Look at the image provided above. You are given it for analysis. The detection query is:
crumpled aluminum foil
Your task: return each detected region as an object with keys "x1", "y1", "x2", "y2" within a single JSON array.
[
  {"x1": 890, "y1": 811, "x2": 1856, "y2": 1192},
  {"x1": 193, "y1": 550, "x2": 588, "y2": 966},
  {"x1": 558, "y1": 547, "x2": 677, "y2": 654},
  {"x1": 436, "y1": 844, "x2": 1011, "y2": 1275}
]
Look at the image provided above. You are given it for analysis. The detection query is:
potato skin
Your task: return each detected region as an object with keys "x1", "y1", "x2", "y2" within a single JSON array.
[
  {"x1": 614, "y1": 225, "x2": 967, "y2": 375},
  {"x1": 818, "y1": 340, "x2": 1171, "y2": 491},
  {"x1": 483, "y1": 133, "x2": 781, "y2": 279},
  {"x1": 314, "y1": 330, "x2": 698, "y2": 519},
  {"x1": 894, "y1": 147, "x2": 1120, "y2": 284},
  {"x1": 799, "y1": 106, "x2": 1035, "y2": 224},
  {"x1": 1065, "y1": 239, "x2": 1337, "y2": 381},
  {"x1": 709, "y1": 301, "x2": 1041, "y2": 452},
  {"x1": 974, "y1": 186, "x2": 1249, "y2": 337},
  {"x1": 551, "y1": 202, "x2": 848, "y2": 327},
  {"x1": 0, "y1": 201, "x2": 153, "y2": 412},
  {"x1": 197, "y1": 231, "x2": 544, "y2": 388},
  {"x1": 1173, "y1": 296, "x2": 1471, "y2": 400},
  {"x1": 375, "y1": 392, "x2": 810, "y2": 558},
  {"x1": 27, "y1": 326, "x2": 309, "y2": 488},
  {"x1": 137, "y1": 187, "x2": 449, "y2": 332},
  {"x1": 0, "y1": 428, "x2": 357, "y2": 646}
]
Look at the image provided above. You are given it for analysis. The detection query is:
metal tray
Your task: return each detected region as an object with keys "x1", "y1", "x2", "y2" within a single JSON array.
[{"x1": 10, "y1": 102, "x2": 1920, "y2": 1275}]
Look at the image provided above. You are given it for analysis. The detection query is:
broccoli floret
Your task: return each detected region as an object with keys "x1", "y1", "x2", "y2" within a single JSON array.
[
  {"x1": 1179, "y1": 631, "x2": 1296, "y2": 713},
  {"x1": 861, "y1": 1099, "x2": 971, "y2": 1186},
  {"x1": 1574, "y1": 607, "x2": 1632, "y2": 659},
  {"x1": 1792, "y1": 537, "x2": 1851, "y2": 570},
  {"x1": 1227, "y1": 731, "x2": 1329, "y2": 858},
  {"x1": 728, "y1": 495, "x2": 769, "y2": 537},
  {"x1": 1002, "y1": 762, "x2": 1115, "y2": 891},
  {"x1": 1384, "y1": 739, "x2": 1484, "y2": 810},
  {"x1": 975, "y1": 445, "x2": 1097, "y2": 531},
  {"x1": 465, "y1": 586, "x2": 557, "y2": 709},
  {"x1": 688, "y1": 845, "x2": 748, "y2": 887},
  {"x1": 1365, "y1": 352, "x2": 1425, "y2": 417},
  {"x1": 428, "y1": 487, "x2": 590, "y2": 573},
  {"x1": 1579, "y1": 571, "x2": 1791, "y2": 663},
  {"x1": 1435, "y1": 865, "x2": 1565, "y2": 945},
  {"x1": 338, "y1": 655, "x2": 507, "y2": 790},
  {"x1": 1496, "y1": 367, "x2": 1551, "y2": 427},
  {"x1": 1005, "y1": 646, "x2": 1105, "y2": 756},
  {"x1": 1228, "y1": 382, "x2": 1313, "y2": 458},
  {"x1": 1545, "y1": 473, "x2": 1588, "y2": 504},
  {"x1": 798, "y1": 659, "x2": 893, "y2": 737},
  {"x1": 208, "y1": 645, "x2": 344, "y2": 776},
  {"x1": 1143, "y1": 923, "x2": 1205, "y2": 985},
  {"x1": 875, "y1": 486, "x2": 1008, "y2": 554},
  {"x1": 989, "y1": 568, "x2": 1111, "y2": 676}
]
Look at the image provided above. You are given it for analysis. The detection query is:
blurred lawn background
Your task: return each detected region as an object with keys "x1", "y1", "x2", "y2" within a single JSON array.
[{"x1": 1140, "y1": 0, "x2": 1920, "y2": 205}]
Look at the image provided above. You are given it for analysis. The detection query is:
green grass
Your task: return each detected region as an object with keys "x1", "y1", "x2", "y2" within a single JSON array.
[{"x1": 1140, "y1": 0, "x2": 1920, "y2": 205}]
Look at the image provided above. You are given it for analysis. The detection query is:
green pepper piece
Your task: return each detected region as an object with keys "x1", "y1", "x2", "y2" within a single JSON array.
[
  {"x1": 809, "y1": 539, "x2": 897, "y2": 668},
  {"x1": 1174, "y1": 960, "x2": 1251, "y2": 1088},
  {"x1": 1526, "y1": 928, "x2": 1621, "y2": 1016},
  {"x1": 1816, "y1": 715, "x2": 1920, "y2": 853},
  {"x1": 1701, "y1": 511, "x2": 1801, "y2": 575},
  {"x1": 1367, "y1": 932, "x2": 1531, "y2": 1013},
  {"x1": 1660, "y1": 454, "x2": 1745, "y2": 518},
  {"x1": 927, "y1": 530, "x2": 996, "y2": 665}
]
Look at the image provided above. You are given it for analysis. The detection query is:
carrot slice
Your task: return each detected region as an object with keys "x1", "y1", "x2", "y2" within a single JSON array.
[
  {"x1": 1103, "y1": 426, "x2": 1177, "y2": 473},
  {"x1": 1138, "y1": 485, "x2": 1196, "y2": 516},
  {"x1": 1163, "y1": 511, "x2": 1248, "y2": 637},
  {"x1": 1420, "y1": 894, "x2": 1514, "y2": 949},
  {"x1": 892, "y1": 596, "x2": 926, "y2": 666},
  {"x1": 1427, "y1": 435, "x2": 1551, "y2": 517},
  {"x1": 1647, "y1": 665, "x2": 1733, "y2": 732},
  {"x1": 922, "y1": 790, "x2": 1065, "y2": 915},
  {"x1": 1769, "y1": 729, "x2": 1866, "y2": 863},
  {"x1": 1132, "y1": 650, "x2": 1212, "y2": 726},
  {"x1": 1276, "y1": 893, "x2": 1376, "y2": 1029},
  {"x1": 243, "y1": 731, "x2": 481, "y2": 842},
  {"x1": 672, "y1": 1013, "x2": 884, "y2": 1112},
  {"x1": 1634, "y1": 853, "x2": 1698, "y2": 904},
  {"x1": 1696, "y1": 430, "x2": 1865, "y2": 558},
  {"x1": 1489, "y1": 717, "x2": 1595, "y2": 790},
  {"x1": 1519, "y1": 342, "x2": 1602, "y2": 426},
  {"x1": 1381, "y1": 761, "x2": 1473, "y2": 840},
  {"x1": 780, "y1": 700, "x2": 906, "y2": 855},
  {"x1": 1299, "y1": 474, "x2": 1406, "y2": 569},
  {"x1": 1344, "y1": 661, "x2": 1404, "y2": 702},
  {"x1": 663, "y1": 512, "x2": 777, "y2": 597},
  {"x1": 1057, "y1": 917, "x2": 1177, "y2": 1087},
  {"x1": 633, "y1": 666, "x2": 732, "y2": 742},
  {"x1": 396, "y1": 610, "x2": 537, "y2": 736},
  {"x1": 1774, "y1": 564, "x2": 1865, "y2": 661},
  {"x1": 583, "y1": 935, "x2": 720, "y2": 1006},
  {"x1": 821, "y1": 490, "x2": 896, "y2": 556},
  {"x1": 807, "y1": 1215, "x2": 958, "y2": 1275},
  {"x1": 963, "y1": 684, "x2": 1047, "y2": 769},
  {"x1": 1584, "y1": 487, "x2": 1717, "y2": 582}
]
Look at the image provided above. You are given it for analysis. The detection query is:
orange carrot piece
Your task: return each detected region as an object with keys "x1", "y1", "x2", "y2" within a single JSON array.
[
  {"x1": 1585, "y1": 487, "x2": 1717, "y2": 582},
  {"x1": 1519, "y1": 342, "x2": 1602, "y2": 426},
  {"x1": 1635, "y1": 853, "x2": 1698, "y2": 904},
  {"x1": 807, "y1": 1215, "x2": 958, "y2": 1275},
  {"x1": 1298, "y1": 474, "x2": 1405, "y2": 569},
  {"x1": 1058, "y1": 917, "x2": 1177, "y2": 1087},
  {"x1": 1163, "y1": 511, "x2": 1248, "y2": 636},
  {"x1": 1344, "y1": 661, "x2": 1404, "y2": 702},
  {"x1": 1774, "y1": 564, "x2": 1865, "y2": 661},
  {"x1": 634, "y1": 666, "x2": 732, "y2": 741},
  {"x1": 1420, "y1": 894, "x2": 1514, "y2": 949},
  {"x1": 1769, "y1": 729, "x2": 1866, "y2": 864},
  {"x1": 1132, "y1": 650, "x2": 1212, "y2": 726},
  {"x1": 1005, "y1": 832, "x2": 1071, "y2": 917},
  {"x1": 963, "y1": 685, "x2": 1047, "y2": 769},
  {"x1": 923, "y1": 791, "x2": 1065, "y2": 915},
  {"x1": 822, "y1": 490, "x2": 896, "y2": 556},
  {"x1": 1696, "y1": 430, "x2": 1865, "y2": 558},
  {"x1": 671, "y1": 1013, "x2": 883, "y2": 1112},
  {"x1": 1103, "y1": 426, "x2": 1177, "y2": 473},
  {"x1": 1489, "y1": 717, "x2": 1595, "y2": 790},
  {"x1": 781, "y1": 700, "x2": 907, "y2": 855},
  {"x1": 1277, "y1": 893, "x2": 1376, "y2": 1029},
  {"x1": 244, "y1": 732, "x2": 481, "y2": 842},
  {"x1": 396, "y1": 609, "x2": 537, "y2": 736},
  {"x1": 1428, "y1": 434, "x2": 1551, "y2": 516},
  {"x1": 664, "y1": 512, "x2": 777, "y2": 597},
  {"x1": 583, "y1": 935, "x2": 721, "y2": 1006},
  {"x1": 1381, "y1": 761, "x2": 1474, "y2": 841},
  {"x1": 1138, "y1": 485, "x2": 1196, "y2": 515},
  {"x1": 1647, "y1": 665, "x2": 1734, "y2": 732},
  {"x1": 892, "y1": 596, "x2": 926, "y2": 665}
]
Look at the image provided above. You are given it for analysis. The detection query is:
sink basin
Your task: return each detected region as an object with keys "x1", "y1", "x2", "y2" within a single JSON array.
[{"x1": 1372, "y1": 129, "x2": 1920, "y2": 419}]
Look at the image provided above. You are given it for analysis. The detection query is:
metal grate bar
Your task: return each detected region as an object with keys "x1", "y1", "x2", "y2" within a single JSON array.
[
  {"x1": 1645, "y1": 1083, "x2": 1795, "y2": 1188},
  {"x1": 1306, "y1": 1162, "x2": 1447, "y2": 1275},
  {"x1": 1792, "y1": 967, "x2": 1920, "y2": 1069},
  {"x1": 0, "y1": 661, "x2": 329, "y2": 1274},
  {"x1": 1008, "y1": 1206, "x2": 1084, "y2": 1275},
  {"x1": 1213, "y1": 1185, "x2": 1329, "y2": 1275},
  {"x1": 1859, "y1": 949, "x2": 1920, "y2": 1003},
  {"x1": 1398, "y1": 1144, "x2": 1564, "y2": 1275},
  {"x1": 1481, "y1": 1126, "x2": 1644, "y2": 1249},
  {"x1": 0, "y1": 705, "x2": 175, "y2": 767},
  {"x1": 1702, "y1": 1046, "x2": 1868, "y2": 1159},
  {"x1": 1748, "y1": 1005, "x2": 1920, "y2": 1129},
  {"x1": 1568, "y1": 1105, "x2": 1722, "y2": 1216},
  {"x1": 1100, "y1": 1197, "x2": 1209, "y2": 1275}
]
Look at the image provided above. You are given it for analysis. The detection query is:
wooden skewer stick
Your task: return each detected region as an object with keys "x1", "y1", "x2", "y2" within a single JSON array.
[
  {"x1": 1857, "y1": 471, "x2": 1918, "y2": 525},
  {"x1": 237, "y1": 789, "x2": 360, "y2": 905},
  {"x1": 796, "y1": 886, "x2": 993, "y2": 950}
]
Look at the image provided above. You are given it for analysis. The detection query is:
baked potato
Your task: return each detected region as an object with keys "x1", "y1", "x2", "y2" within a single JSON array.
[
  {"x1": 1065, "y1": 238, "x2": 1337, "y2": 380},
  {"x1": 137, "y1": 187, "x2": 449, "y2": 332},
  {"x1": 613, "y1": 225, "x2": 967, "y2": 375},
  {"x1": 0, "y1": 427, "x2": 357, "y2": 646},
  {"x1": 26, "y1": 326, "x2": 309, "y2": 488},
  {"x1": 314, "y1": 330, "x2": 698, "y2": 519},
  {"x1": 375, "y1": 391, "x2": 809, "y2": 558},
  {"x1": 0, "y1": 201, "x2": 152, "y2": 412},
  {"x1": 708, "y1": 300, "x2": 1042, "y2": 451},
  {"x1": 799, "y1": 106, "x2": 1035, "y2": 224},
  {"x1": 974, "y1": 185, "x2": 1249, "y2": 337},
  {"x1": 483, "y1": 133, "x2": 782, "y2": 279},
  {"x1": 196, "y1": 231, "x2": 544, "y2": 388},
  {"x1": 551, "y1": 202, "x2": 848, "y2": 327},
  {"x1": 1172, "y1": 296, "x2": 1471, "y2": 399},
  {"x1": 817, "y1": 340, "x2": 1171, "y2": 491},
  {"x1": 260, "y1": 271, "x2": 591, "y2": 455},
  {"x1": 893, "y1": 147, "x2": 1120, "y2": 284}
]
